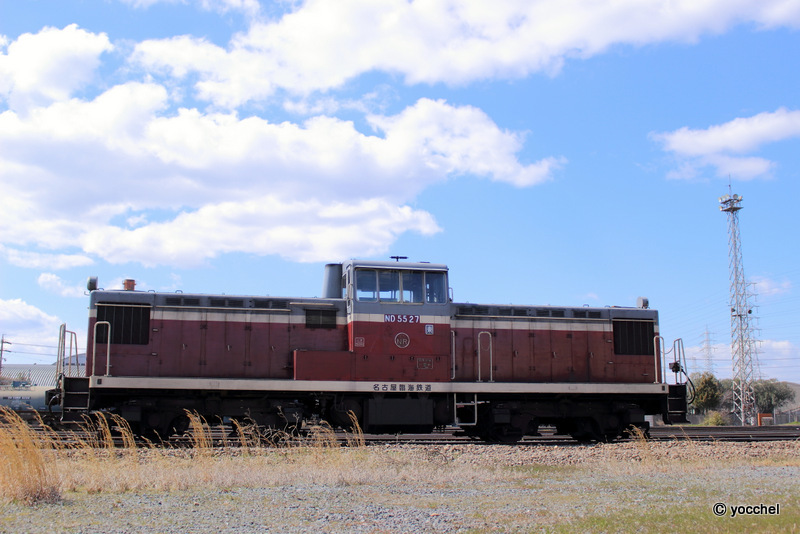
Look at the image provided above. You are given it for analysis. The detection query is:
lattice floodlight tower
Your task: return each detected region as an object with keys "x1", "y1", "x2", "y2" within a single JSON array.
[{"x1": 719, "y1": 191, "x2": 757, "y2": 426}]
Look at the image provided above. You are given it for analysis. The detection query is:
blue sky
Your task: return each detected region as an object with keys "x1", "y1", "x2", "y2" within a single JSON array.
[{"x1": 1, "y1": 0, "x2": 799, "y2": 383}]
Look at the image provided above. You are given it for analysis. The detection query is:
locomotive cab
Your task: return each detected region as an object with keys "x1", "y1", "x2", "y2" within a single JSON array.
[
  {"x1": 345, "y1": 260, "x2": 451, "y2": 382},
  {"x1": 294, "y1": 260, "x2": 453, "y2": 383}
]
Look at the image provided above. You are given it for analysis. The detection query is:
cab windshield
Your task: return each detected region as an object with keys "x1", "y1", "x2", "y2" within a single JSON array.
[{"x1": 355, "y1": 269, "x2": 446, "y2": 304}]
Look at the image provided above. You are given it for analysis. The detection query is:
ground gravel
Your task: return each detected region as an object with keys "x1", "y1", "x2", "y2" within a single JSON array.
[{"x1": 1, "y1": 440, "x2": 798, "y2": 533}]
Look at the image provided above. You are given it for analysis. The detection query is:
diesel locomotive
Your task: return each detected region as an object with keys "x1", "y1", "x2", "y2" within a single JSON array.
[{"x1": 50, "y1": 259, "x2": 689, "y2": 442}]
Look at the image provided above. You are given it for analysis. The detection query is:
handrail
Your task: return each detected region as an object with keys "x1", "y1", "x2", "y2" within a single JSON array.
[
  {"x1": 66, "y1": 329, "x2": 78, "y2": 377},
  {"x1": 57, "y1": 324, "x2": 80, "y2": 378},
  {"x1": 56, "y1": 324, "x2": 65, "y2": 377},
  {"x1": 450, "y1": 330, "x2": 456, "y2": 380},
  {"x1": 478, "y1": 331, "x2": 494, "y2": 382},
  {"x1": 93, "y1": 321, "x2": 112, "y2": 377},
  {"x1": 654, "y1": 336, "x2": 687, "y2": 385},
  {"x1": 654, "y1": 336, "x2": 665, "y2": 384},
  {"x1": 672, "y1": 338, "x2": 687, "y2": 382}
]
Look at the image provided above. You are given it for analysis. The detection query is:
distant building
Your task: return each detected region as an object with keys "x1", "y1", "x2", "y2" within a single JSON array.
[
  {"x1": 0, "y1": 363, "x2": 85, "y2": 412},
  {"x1": 1, "y1": 363, "x2": 85, "y2": 387}
]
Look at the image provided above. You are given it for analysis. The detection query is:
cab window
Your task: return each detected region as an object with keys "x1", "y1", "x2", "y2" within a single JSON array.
[
  {"x1": 378, "y1": 271, "x2": 400, "y2": 302},
  {"x1": 425, "y1": 272, "x2": 447, "y2": 303},
  {"x1": 402, "y1": 271, "x2": 424, "y2": 303},
  {"x1": 355, "y1": 268, "x2": 447, "y2": 304},
  {"x1": 356, "y1": 269, "x2": 378, "y2": 301}
]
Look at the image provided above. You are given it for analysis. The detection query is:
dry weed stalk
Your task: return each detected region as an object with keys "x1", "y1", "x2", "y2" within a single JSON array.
[
  {"x1": 93, "y1": 412, "x2": 117, "y2": 450},
  {"x1": 679, "y1": 426, "x2": 698, "y2": 452},
  {"x1": 31, "y1": 411, "x2": 62, "y2": 446},
  {"x1": 627, "y1": 424, "x2": 654, "y2": 464},
  {"x1": 185, "y1": 410, "x2": 213, "y2": 452},
  {"x1": 230, "y1": 419, "x2": 254, "y2": 455},
  {"x1": 0, "y1": 407, "x2": 61, "y2": 504},
  {"x1": 97, "y1": 412, "x2": 139, "y2": 450},
  {"x1": 307, "y1": 421, "x2": 340, "y2": 449},
  {"x1": 345, "y1": 410, "x2": 365, "y2": 447}
]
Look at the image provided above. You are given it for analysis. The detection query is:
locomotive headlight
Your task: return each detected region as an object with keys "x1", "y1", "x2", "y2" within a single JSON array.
[{"x1": 87, "y1": 276, "x2": 98, "y2": 291}]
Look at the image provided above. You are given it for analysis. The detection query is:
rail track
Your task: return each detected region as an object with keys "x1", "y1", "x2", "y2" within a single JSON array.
[
  {"x1": 648, "y1": 424, "x2": 800, "y2": 442},
  {"x1": 371, "y1": 425, "x2": 800, "y2": 445},
  {"x1": 14, "y1": 416, "x2": 800, "y2": 448}
]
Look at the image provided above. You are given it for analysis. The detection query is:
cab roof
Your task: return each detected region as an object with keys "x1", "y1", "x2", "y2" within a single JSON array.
[{"x1": 342, "y1": 259, "x2": 448, "y2": 272}]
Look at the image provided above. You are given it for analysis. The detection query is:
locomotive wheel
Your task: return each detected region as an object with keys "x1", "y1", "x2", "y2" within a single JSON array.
[
  {"x1": 167, "y1": 413, "x2": 191, "y2": 438},
  {"x1": 138, "y1": 412, "x2": 188, "y2": 442},
  {"x1": 568, "y1": 417, "x2": 604, "y2": 443},
  {"x1": 480, "y1": 424, "x2": 524, "y2": 444},
  {"x1": 622, "y1": 422, "x2": 651, "y2": 440},
  {"x1": 136, "y1": 422, "x2": 163, "y2": 443}
]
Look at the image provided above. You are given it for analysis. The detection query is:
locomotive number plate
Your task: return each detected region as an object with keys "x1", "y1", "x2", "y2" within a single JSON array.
[{"x1": 384, "y1": 314, "x2": 420, "y2": 323}]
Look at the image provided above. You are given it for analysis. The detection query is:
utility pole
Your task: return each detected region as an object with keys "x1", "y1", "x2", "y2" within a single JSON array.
[
  {"x1": 719, "y1": 190, "x2": 758, "y2": 425},
  {"x1": 0, "y1": 335, "x2": 10, "y2": 378}
]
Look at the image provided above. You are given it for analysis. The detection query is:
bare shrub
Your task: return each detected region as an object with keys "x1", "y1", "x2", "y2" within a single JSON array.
[{"x1": 702, "y1": 411, "x2": 728, "y2": 426}]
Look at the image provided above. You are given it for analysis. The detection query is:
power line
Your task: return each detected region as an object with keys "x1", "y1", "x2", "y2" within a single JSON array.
[
  {"x1": 4, "y1": 350, "x2": 57, "y2": 356},
  {"x1": 9, "y1": 342, "x2": 60, "y2": 349}
]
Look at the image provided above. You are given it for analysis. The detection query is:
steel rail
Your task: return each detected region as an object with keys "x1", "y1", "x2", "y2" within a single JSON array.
[{"x1": 15, "y1": 422, "x2": 800, "y2": 448}]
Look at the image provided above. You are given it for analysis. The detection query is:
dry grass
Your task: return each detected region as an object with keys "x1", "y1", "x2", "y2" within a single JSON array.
[
  {"x1": 0, "y1": 408, "x2": 421, "y2": 504},
  {"x1": 2, "y1": 410, "x2": 800, "y2": 533},
  {"x1": 3, "y1": 408, "x2": 800, "y2": 521},
  {"x1": 626, "y1": 423, "x2": 652, "y2": 460},
  {"x1": 0, "y1": 407, "x2": 60, "y2": 504},
  {"x1": 185, "y1": 411, "x2": 213, "y2": 452}
]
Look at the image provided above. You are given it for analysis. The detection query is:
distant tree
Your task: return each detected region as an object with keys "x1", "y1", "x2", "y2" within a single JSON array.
[
  {"x1": 718, "y1": 378, "x2": 734, "y2": 414},
  {"x1": 752, "y1": 379, "x2": 796, "y2": 414},
  {"x1": 691, "y1": 372, "x2": 723, "y2": 414}
]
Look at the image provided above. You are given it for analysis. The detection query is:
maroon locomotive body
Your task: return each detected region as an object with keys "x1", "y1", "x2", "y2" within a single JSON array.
[{"x1": 60, "y1": 259, "x2": 687, "y2": 442}]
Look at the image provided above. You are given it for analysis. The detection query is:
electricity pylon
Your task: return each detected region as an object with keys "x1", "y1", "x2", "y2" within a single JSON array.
[{"x1": 719, "y1": 190, "x2": 758, "y2": 425}]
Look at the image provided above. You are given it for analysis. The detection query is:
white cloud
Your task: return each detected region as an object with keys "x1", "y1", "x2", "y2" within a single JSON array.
[
  {"x1": 2, "y1": 63, "x2": 553, "y2": 265},
  {"x1": 656, "y1": 108, "x2": 800, "y2": 156},
  {"x1": 367, "y1": 98, "x2": 565, "y2": 187},
  {"x1": 120, "y1": 0, "x2": 260, "y2": 16},
  {"x1": 119, "y1": 0, "x2": 171, "y2": 7},
  {"x1": 37, "y1": 273, "x2": 88, "y2": 298},
  {"x1": 761, "y1": 339, "x2": 796, "y2": 355},
  {"x1": 0, "y1": 299, "x2": 75, "y2": 364},
  {"x1": 752, "y1": 276, "x2": 792, "y2": 297},
  {"x1": 199, "y1": 0, "x2": 260, "y2": 16},
  {"x1": 653, "y1": 108, "x2": 800, "y2": 180},
  {"x1": 757, "y1": 339, "x2": 800, "y2": 381},
  {"x1": 79, "y1": 196, "x2": 440, "y2": 265},
  {"x1": 0, "y1": 299, "x2": 63, "y2": 353},
  {"x1": 0, "y1": 24, "x2": 113, "y2": 111},
  {"x1": 131, "y1": 0, "x2": 800, "y2": 107},
  {"x1": 1, "y1": 246, "x2": 93, "y2": 270},
  {"x1": 700, "y1": 154, "x2": 775, "y2": 181}
]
